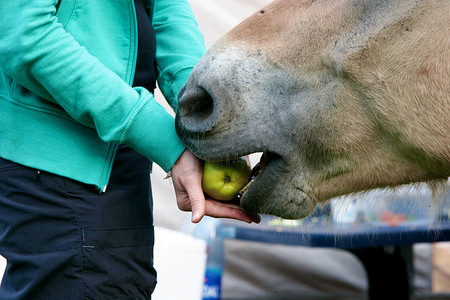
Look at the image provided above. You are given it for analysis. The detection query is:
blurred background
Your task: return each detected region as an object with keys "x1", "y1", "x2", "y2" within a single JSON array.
[{"x1": 1, "y1": 1, "x2": 449, "y2": 299}]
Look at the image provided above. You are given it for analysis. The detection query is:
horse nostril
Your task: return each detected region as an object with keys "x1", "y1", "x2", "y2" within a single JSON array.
[{"x1": 177, "y1": 86, "x2": 215, "y2": 133}]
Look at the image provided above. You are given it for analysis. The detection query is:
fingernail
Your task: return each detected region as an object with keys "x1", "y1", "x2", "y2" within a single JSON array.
[{"x1": 191, "y1": 212, "x2": 201, "y2": 223}]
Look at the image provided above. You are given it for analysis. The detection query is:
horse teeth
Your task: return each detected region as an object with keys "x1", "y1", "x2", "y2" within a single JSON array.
[{"x1": 239, "y1": 178, "x2": 255, "y2": 196}]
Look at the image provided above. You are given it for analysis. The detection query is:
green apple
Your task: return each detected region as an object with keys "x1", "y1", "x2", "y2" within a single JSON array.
[{"x1": 202, "y1": 157, "x2": 252, "y2": 201}]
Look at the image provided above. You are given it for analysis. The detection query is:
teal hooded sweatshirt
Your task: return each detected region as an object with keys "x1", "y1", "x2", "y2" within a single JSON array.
[{"x1": 0, "y1": 0, "x2": 206, "y2": 191}]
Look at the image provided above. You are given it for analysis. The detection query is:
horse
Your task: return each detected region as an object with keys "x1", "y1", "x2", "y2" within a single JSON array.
[{"x1": 175, "y1": 0, "x2": 449, "y2": 219}]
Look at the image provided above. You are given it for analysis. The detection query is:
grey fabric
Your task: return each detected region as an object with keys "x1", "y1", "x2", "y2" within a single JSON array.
[
  {"x1": 222, "y1": 239, "x2": 368, "y2": 300},
  {"x1": 414, "y1": 244, "x2": 433, "y2": 295}
]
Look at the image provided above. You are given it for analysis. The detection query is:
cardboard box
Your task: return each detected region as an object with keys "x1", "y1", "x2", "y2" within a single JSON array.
[{"x1": 432, "y1": 242, "x2": 450, "y2": 293}]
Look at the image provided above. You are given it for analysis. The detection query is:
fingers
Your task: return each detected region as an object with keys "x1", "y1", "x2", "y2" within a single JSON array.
[
  {"x1": 177, "y1": 192, "x2": 259, "y2": 224},
  {"x1": 203, "y1": 199, "x2": 259, "y2": 224}
]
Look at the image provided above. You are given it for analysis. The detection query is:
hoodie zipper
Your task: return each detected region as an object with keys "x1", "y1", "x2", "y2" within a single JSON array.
[{"x1": 99, "y1": 0, "x2": 139, "y2": 192}]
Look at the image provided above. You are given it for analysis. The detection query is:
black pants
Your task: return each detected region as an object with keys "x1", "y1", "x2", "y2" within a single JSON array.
[{"x1": 0, "y1": 146, "x2": 156, "y2": 299}]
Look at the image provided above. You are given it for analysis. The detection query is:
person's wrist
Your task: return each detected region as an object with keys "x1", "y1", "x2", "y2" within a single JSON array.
[{"x1": 165, "y1": 149, "x2": 189, "y2": 180}]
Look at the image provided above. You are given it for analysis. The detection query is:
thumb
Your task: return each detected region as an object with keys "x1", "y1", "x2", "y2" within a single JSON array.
[{"x1": 187, "y1": 186, "x2": 206, "y2": 223}]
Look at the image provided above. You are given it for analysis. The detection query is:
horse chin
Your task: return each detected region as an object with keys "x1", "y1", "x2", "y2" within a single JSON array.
[{"x1": 239, "y1": 153, "x2": 317, "y2": 220}]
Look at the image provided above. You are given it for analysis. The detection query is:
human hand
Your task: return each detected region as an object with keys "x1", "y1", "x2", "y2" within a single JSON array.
[{"x1": 170, "y1": 150, "x2": 259, "y2": 223}]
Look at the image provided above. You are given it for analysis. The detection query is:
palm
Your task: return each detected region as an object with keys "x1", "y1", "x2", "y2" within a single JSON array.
[{"x1": 171, "y1": 150, "x2": 257, "y2": 223}]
